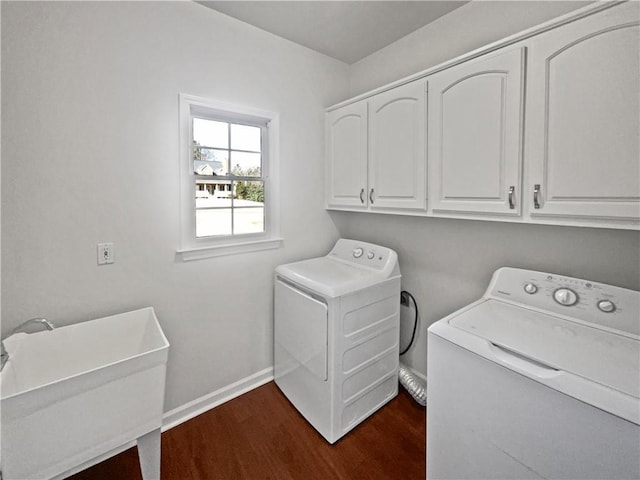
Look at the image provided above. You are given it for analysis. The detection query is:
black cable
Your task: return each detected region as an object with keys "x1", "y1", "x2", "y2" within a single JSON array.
[{"x1": 399, "y1": 290, "x2": 419, "y2": 356}]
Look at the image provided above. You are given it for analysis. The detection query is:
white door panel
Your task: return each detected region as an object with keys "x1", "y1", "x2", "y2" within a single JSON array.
[
  {"x1": 527, "y1": 3, "x2": 640, "y2": 222},
  {"x1": 326, "y1": 101, "x2": 368, "y2": 208},
  {"x1": 275, "y1": 279, "x2": 328, "y2": 381},
  {"x1": 368, "y1": 79, "x2": 427, "y2": 210},
  {"x1": 428, "y1": 46, "x2": 525, "y2": 216}
]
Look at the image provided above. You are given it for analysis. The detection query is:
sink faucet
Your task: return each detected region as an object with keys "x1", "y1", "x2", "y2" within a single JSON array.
[
  {"x1": 0, "y1": 342, "x2": 8, "y2": 371},
  {"x1": 1, "y1": 318, "x2": 55, "y2": 371},
  {"x1": 11, "y1": 317, "x2": 55, "y2": 335}
]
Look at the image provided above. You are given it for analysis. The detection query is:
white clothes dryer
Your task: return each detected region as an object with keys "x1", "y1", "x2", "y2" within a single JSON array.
[
  {"x1": 427, "y1": 267, "x2": 640, "y2": 479},
  {"x1": 274, "y1": 239, "x2": 401, "y2": 443}
]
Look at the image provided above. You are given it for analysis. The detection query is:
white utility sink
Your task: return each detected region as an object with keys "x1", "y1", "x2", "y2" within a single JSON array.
[{"x1": 1, "y1": 307, "x2": 170, "y2": 480}]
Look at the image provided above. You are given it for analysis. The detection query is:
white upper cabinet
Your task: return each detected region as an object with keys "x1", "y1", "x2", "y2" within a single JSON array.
[
  {"x1": 368, "y1": 79, "x2": 427, "y2": 210},
  {"x1": 525, "y1": 2, "x2": 640, "y2": 227},
  {"x1": 326, "y1": 79, "x2": 427, "y2": 212},
  {"x1": 326, "y1": 100, "x2": 368, "y2": 209},
  {"x1": 325, "y1": 2, "x2": 639, "y2": 229},
  {"x1": 427, "y1": 46, "x2": 525, "y2": 217}
]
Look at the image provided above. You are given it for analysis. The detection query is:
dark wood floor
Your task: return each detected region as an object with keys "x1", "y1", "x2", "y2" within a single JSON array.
[{"x1": 69, "y1": 381, "x2": 426, "y2": 479}]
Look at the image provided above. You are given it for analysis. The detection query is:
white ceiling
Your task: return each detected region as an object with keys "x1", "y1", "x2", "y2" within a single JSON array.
[{"x1": 197, "y1": 1, "x2": 468, "y2": 64}]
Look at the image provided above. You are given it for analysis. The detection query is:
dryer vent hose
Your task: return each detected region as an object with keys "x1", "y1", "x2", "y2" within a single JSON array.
[{"x1": 399, "y1": 362, "x2": 426, "y2": 406}]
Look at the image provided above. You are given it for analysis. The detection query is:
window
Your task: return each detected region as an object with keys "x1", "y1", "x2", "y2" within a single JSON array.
[{"x1": 178, "y1": 94, "x2": 281, "y2": 260}]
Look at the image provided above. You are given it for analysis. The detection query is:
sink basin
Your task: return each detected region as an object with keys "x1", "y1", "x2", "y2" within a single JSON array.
[{"x1": 1, "y1": 307, "x2": 169, "y2": 480}]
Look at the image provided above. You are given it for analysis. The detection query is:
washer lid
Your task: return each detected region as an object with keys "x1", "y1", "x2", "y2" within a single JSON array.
[
  {"x1": 449, "y1": 300, "x2": 640, "y2": 400},
  {"x1": 276, "y1": 257, "x2": 393, "y2": 297}
]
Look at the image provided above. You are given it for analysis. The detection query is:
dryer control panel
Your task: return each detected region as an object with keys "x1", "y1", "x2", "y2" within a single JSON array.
[
  {"x1": 487, "y1": 267, "x2": 639, "y2": 338},
  {"x1": 328, "y1": 239, "x2": 400, "y2": 277}
]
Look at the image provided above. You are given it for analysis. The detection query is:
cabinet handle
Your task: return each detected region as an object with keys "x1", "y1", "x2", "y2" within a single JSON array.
[
  {"x1": 508, "y1": 186, "x2": 515, "y2": 209},
  {"x1": 369, "y1": 188, "x2": 375, "y2": 204},
  {"x1": 359, "y1": 188, "x2": 365, "y2": 204},
  {"x1": 533, "y1": 184, "x2": 541, "y2": 209}
]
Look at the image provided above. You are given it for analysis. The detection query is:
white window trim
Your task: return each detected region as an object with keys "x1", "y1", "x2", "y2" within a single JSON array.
[{"x1": 177, "y1": 94, "x2": 282, "y2": 260}]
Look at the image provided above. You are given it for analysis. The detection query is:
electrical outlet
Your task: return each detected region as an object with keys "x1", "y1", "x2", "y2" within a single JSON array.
[
  {"x1": 400, "y1": 292, "x2": 409, "y2": 306},
  {"x1": 97, "y1": 243, "x2": 114, "y2": 265}
]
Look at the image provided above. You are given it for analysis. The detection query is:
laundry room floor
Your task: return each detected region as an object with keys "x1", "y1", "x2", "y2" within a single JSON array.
[{"x1": 69, "y1": 381, "x2": 426, "y2": 479}]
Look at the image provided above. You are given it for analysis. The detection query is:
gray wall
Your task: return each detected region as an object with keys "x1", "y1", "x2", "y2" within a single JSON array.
[
  {"x1": 1, "y1": 1, "x2": 348, "y2": 412},
  {"x1": 331, "y1": 213, "x2": 640, "y2": 377},
  {"x1": 349, "y1": 1, "x2": 592, "y2": 95},
  {"x1": 338, "y1": 1, "x2": 640, "y2": 377},
  {"x1": 2, "y1": 0, "x2": 637, "y2": 417}
]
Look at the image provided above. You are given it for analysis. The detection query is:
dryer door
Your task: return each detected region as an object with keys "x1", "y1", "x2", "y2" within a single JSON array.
[{"x1": 275, "y1": 278, "x2": 328, "y2": 381}]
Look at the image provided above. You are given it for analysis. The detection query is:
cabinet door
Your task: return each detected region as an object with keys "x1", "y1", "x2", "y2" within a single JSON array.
[
  {"x1": 428, "y1": 47, "x2": 525, "y2": 216},
  {"x1": 368, "y1": 79, "x2": 427, "y2": 210},
  {"x1": 326, "y1": 101, "x2": 368, "y2": 209},
  {"x1": 526, "y1": 2, "x2": 640, "y2": 225}
]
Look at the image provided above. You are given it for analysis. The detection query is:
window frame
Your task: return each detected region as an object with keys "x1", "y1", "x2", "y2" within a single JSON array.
[{"x1": 177, "y1": 94, "x2": 282, "y2": 260}]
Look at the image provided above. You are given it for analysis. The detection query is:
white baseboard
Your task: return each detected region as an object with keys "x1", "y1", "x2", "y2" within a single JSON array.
[{"x1": 162, "y1": 367, "x2": 274, "y2": 431}]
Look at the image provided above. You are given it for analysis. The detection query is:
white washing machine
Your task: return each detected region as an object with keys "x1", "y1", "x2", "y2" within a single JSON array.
[
  {"x1": 427, "y1": 267, "x2": 640, "y2": 479},
  {"x1": 274, "y1": 238, "x2": 401, "y2": 443}
]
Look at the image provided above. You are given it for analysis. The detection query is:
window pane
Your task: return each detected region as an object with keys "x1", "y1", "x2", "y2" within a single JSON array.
[
  {"x1": 193, "y1": 118, "x2": 228, "y2": 149},
  {"x1": 231, "y1": 152, "x2": 261, "y2": 177},
  {"x1": 196, "y1": 208, "x2": 232, "y2": 237},
  {"x1": 234, "y1": 180, "x2": 264, "y2": 204},
  {"x1": 233, "y1": 207, "x2": 264, "y2": 234},
  {"x1": 194, "y1": 148, "x2": 229, "y2": 175},
  {"x1": 231, "y1": 124, "x2": 261, "y2": 152}
]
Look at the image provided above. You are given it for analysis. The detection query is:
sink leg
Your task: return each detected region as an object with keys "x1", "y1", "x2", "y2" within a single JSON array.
[{"x1": 137, "y1": 428, "x2": 161, "y2": 480}]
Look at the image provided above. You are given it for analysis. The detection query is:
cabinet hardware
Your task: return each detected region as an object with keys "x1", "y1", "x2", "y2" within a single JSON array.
[
  {"x1": 369, "y1": 188, "x2": 375, "y2": 204},
  {"x1": 359, "y1": 188, "x2": 365, "y2": 204},
  {"x1": 508, "y1": 186, "x2": 516, "y2": 209},
  {"x1": 533, "y1": 184, "x2": 541, "y2": 209}
]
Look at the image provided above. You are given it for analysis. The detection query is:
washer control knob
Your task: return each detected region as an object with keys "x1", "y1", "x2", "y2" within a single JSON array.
[
  {"x1": 554, "y1": 288, "x2": 578, "y2": 306},
  {"x1": 352, "y1": 248, "x2": 363, "y2": 258},
  {"x1": 367, "y1": 250, "x2": 375, "y2": 260},
  {"x1": 523, "y1": 283, "x2": 538, "y2": 294},
  {"x1": 597, "y1": 300, "x2": 616, "y2": 313}
]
